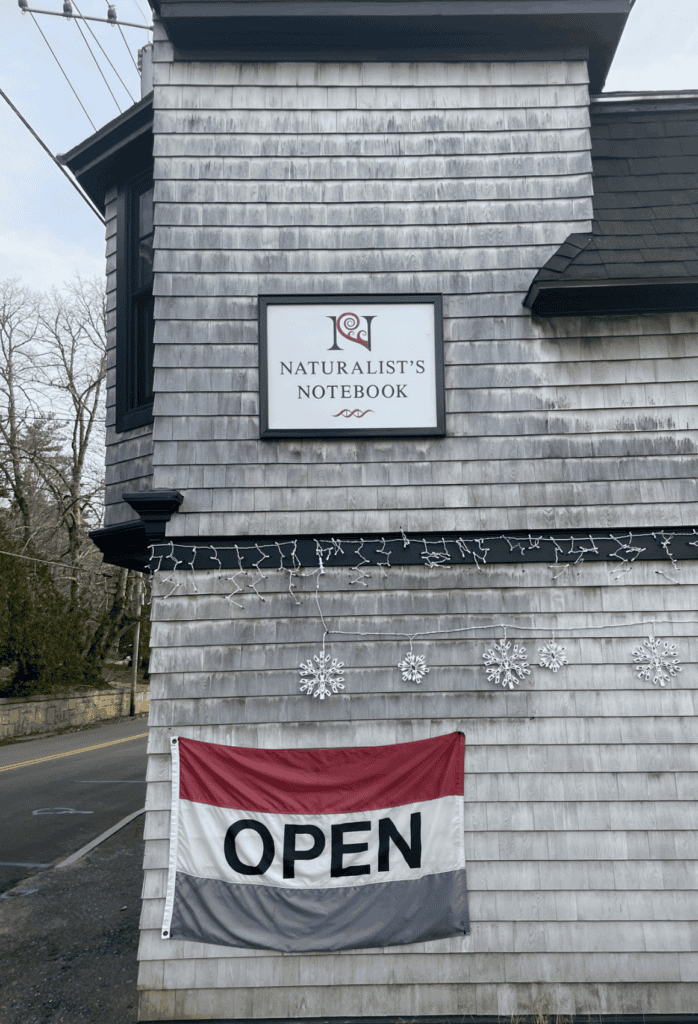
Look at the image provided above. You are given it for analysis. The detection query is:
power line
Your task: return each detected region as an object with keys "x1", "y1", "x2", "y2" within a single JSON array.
[
  {"x1": 0, "y1": 87, "x2": 105, "y2": 224},
  {"x1": 29, "y1": 10, "x2": 96, "y2": 130},
  {"x1": 72, "y1": 0, "x2": 136, "y2": 104},
  {"x1": 0, "y1": 548, "x2": 97, "y2": 572},
  {"x1": 130, "y1": 0, "x2": 151, "y2": 38},
  {"x1": 71, "y1": 10, "x2": 123, "y2": 114},
  {"x1": 117, "y1": 22, "x2": 139, "y2": 72}
]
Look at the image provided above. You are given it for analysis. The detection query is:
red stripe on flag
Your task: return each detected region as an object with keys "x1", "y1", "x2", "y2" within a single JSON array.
[{"x1": 178, "y1": 733, "x2": 463, "y2": 813}]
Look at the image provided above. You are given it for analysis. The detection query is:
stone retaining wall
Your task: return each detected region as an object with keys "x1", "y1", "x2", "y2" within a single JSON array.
[{"x1": 0, "y1": 687, "x2": 150, "y2": 741}]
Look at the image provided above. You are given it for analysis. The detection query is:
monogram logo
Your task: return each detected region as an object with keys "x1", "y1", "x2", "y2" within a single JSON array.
[{"x1": 327, "y1": 312, "x2": 376, "y2": 352}]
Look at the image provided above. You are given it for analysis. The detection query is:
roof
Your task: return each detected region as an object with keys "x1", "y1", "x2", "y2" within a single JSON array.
[
  {"x1": 59, "y1": 93, "x2": 153, "y2": 214},
  {"x1": 525, "y1": 91, "x2": 698, "y2": 316},
  {"x1": 153, "y1": 0, "x2": 632, "y2": 92}
]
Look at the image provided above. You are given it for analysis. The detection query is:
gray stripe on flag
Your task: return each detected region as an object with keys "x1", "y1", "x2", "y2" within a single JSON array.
[{"x1": 170, "y1": 870, "x2": 469, "y2": 952}]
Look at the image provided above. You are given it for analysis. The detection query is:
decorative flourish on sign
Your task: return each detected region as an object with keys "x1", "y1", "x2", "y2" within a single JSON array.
[
  {"x1": 631, "y1": 637, "x2": 682, "y2": 687},
  {"x1": 337, "y1": 312, "x2": 373, "y2": 349},
  {"x1": 538, "y1": 640, "x2": 569, "y2": 673},
  {"x1": 397, "y1": 651, "x2": 430, "y2": 684},
  {"x1": 299, "y1": 652, "x2": 346, "y2": 699},
  {"x1": 333, "y1": 409, "x2": 373, "y2": 418},
  {"x1": 483, "y1": 640, "x2": 530, "y2": 690}
]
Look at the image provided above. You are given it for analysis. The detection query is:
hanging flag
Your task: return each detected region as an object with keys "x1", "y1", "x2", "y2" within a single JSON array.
[{"x1": 162, "y1": 732, "x2": 469, "y2": 952}]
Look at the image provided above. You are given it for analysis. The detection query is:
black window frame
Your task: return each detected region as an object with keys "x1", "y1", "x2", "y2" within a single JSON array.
[{"x1": 115, "y1": 170, "x2": 155, "y2": 432}]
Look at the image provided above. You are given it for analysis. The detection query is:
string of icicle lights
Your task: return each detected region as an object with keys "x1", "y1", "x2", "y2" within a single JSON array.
[
  {"x1": 147, "y1": 526, "x2": 698, "y2": 601},
  {"x1": 146, "y1": 532, "x2": 697, "y2": 697}
]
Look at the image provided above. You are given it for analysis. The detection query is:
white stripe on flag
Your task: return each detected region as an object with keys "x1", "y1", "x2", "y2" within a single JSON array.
[
  {"x1": 162, "y1": 737, "x2": 181, "y2": 938},
  {"x1": 174, "y1": 794, "x2": 464, "y2": 889}
]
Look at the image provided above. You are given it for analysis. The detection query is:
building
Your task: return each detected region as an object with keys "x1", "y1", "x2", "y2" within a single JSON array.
[{"x1": 62, "y1": 1, "x2": 698, "y2": 1020}]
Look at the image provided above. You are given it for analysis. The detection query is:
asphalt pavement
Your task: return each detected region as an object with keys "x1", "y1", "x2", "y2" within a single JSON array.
[
  {"x1": 0, "y1": 716, "x2": 149, "y2": 892},
  {"x1": 0, "y1": 813, "x2": 145, "y2": 1024},
  {"x1": 0, "y1": 716, "x2": 150, "y2": 1023}
]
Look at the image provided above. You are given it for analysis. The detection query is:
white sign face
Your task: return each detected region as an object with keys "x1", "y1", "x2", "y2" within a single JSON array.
[{"x1": 260, "y1": 297, "x2": 444, "y2": 437}]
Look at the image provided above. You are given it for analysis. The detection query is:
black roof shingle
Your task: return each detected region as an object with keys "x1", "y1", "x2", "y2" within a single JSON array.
[{"x1": 524, "y1": 92, "x2": 698, "y2": 316}]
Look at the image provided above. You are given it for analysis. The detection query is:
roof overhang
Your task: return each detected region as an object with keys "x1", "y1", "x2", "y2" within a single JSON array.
[
  {"x1": 89, "y1": 490, "x2": 183, "y2": 572},
  {"x1": 152, "y1": 0, "x2": 634, "y2": 93},
  {"x1": 89, "y1": 520, "x2": 150, "y2": 572},
  {"x1": 59, "y1": 94, "x2": 153, "y2": 214},
  {"x1": 525, "y1": 280, "x2": 698, "y2": 318}
]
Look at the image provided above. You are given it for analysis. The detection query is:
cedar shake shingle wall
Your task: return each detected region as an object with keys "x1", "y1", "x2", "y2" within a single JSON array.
[
  {"x1": 147, "y1": 46, "x2": 621, "y2": 538},
  {"x1": 104, "y1": 186, "x2": 154, "y2": 527},
  {"x1": 138, "y1": 563, "x2": 698, "y2": 1019},
  {"x1": 135, "y1": 33, "x2": 698, "y2": 1022}
]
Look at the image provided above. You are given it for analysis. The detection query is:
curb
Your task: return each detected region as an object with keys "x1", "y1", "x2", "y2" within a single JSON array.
[{"x1": 55, "y1": 807, "x2": 146, "y2": 868}]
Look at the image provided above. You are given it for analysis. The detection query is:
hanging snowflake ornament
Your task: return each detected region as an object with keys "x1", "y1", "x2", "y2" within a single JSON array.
[
  {"x1": 397, "y1": 651, "x2": 430, "y2": 684},
  {"x1": 631, "y1": 637, "x2": 681, "y2": 687},
  {"x1": 538, "y1": 640, "x2": 569, "y2": 673},
  {"x1": 299, "y1": 651, "x2": 345, "y2": 699},
  {"x1": 483, "y1": 639, "x2": 530, "y2": 689}
]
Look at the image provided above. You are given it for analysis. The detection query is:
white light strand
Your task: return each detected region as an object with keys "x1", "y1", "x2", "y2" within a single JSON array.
[
  {"x1": 223, "y1": 544, "x2": 247, "y2": 609},
  {"x1": 148, "y1": 528, "x2": 698, "y2": 605},
  {"x1": 376, "y1": 536, "x2": 392, "y2": 577},
  {"x1": 145, "y1": 545, "x2": 698, "y2": 695},
  {"x1": 160, "y1": 541, "x2": 183, "y2": 599},
  {"x1": 249, "y1": 544, "x2": 270, "y2": 602},
  {"x1": 348, "y1": 538, "x2": 371, "y2": 587}
]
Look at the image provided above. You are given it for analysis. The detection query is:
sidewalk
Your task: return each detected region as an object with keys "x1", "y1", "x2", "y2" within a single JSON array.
[{"x1": 0, "y1": 813, "x2": 144, "y2": 1023}]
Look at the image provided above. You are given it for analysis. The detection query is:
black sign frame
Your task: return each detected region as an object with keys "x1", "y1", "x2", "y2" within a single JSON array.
[{"x1": 258, "y1": 293, "x2": 445, "y2": 439}]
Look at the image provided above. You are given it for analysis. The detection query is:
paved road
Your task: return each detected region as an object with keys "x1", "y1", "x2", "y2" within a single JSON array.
[{"x1": 0, "y1": 717, "x2": 149, "y2": 893}]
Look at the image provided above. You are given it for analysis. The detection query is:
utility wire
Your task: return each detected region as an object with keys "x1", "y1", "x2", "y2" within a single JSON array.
[
  {"x1": 99, "y1": 0, "x2": 140, "y2": 70},
  {"x1": 29, "y1": 11, "x2": 96, "y2": 130},
  {"x1": 0, "y1": 87, "x2": 105, "y2": 224},
  {"x1": 0, "y1": 548, "x2": 93, "y2": 571},
  {"x1": 117, "y1": 22, "x2": 139, "y2": 71},
  {"x1": 72, "y1": 12, "x2": 123, "y2": 113},
  {"x1": 72, "y1": 1, "x2": 136, "y2": 104},
  {"x1": 130, "y1": 0, "x2": 151, "y2": 39}
]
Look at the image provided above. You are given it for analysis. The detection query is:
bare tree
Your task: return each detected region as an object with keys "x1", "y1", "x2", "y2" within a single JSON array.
[
  {"x1": 35, "y1": 276, "x2": 108, "y2": 599},
  {"x1": 0, "y1": 279, "x2": 42, "y2": 548},
  {"x1": 0, "y1": 276, "x2": 143, "y2": 695}
]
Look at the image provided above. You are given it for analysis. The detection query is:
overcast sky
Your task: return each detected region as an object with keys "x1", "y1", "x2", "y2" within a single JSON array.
[{"x1": 1, "y1": 0, "x2": 697, "y2": 294}]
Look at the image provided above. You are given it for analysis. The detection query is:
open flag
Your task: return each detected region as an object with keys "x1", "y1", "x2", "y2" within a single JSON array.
[{"x1": 162, "y1": 732, "x2": 469, "y2": 951}]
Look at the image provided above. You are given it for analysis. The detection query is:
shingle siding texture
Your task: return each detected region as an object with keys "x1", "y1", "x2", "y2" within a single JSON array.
[
  {"x1": 145, "y1": 50, "x2": 655, "y2": 538},
  {"x1": 137, "y1": 563, "x2": 698, "y2": 1019},
  {"x1": 134, "y1": 39, "x2": 698, "y2": 1021}
]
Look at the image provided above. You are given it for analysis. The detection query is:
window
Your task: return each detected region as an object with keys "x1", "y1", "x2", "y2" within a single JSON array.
[{"x1": 116, "y1": 172, "x2": 154, "y2": 431}]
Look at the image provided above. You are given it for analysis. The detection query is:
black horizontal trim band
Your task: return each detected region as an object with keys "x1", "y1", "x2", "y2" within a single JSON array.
[
  {"x1": 161, "y1": 0, "x2": 630, "y2": 17},
  {"x1": 525, "y1": 282, "x2": 698, "y2": 317},
  {"x1": 147, "y1": 527, "x2": 698, "y2": 573}
]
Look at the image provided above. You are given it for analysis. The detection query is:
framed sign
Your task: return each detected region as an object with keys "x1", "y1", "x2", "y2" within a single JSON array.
[{"x1": 259, "y1": 294, "x2": 445, "y2": 438}]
